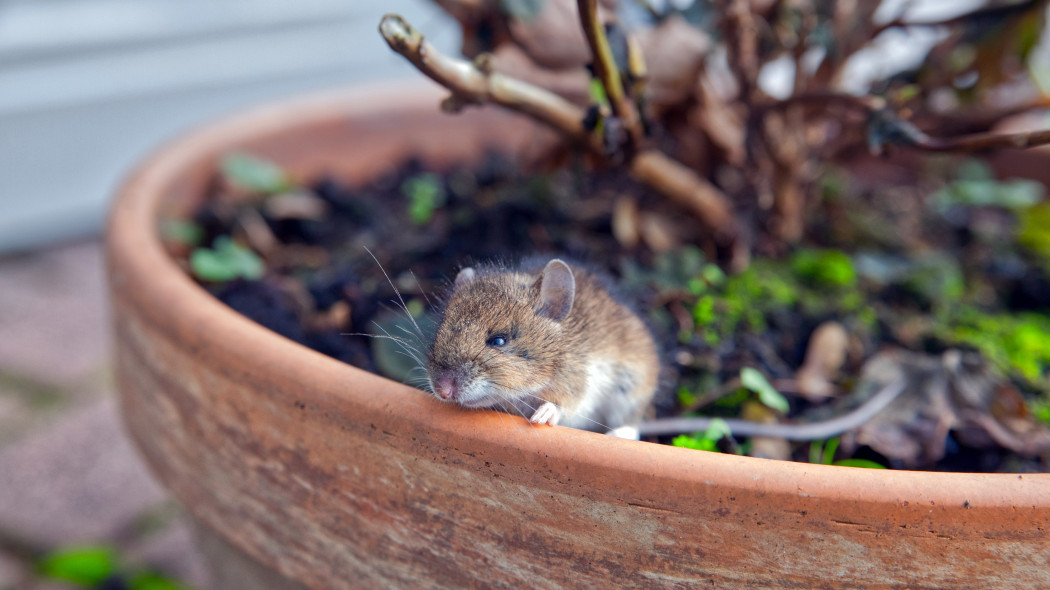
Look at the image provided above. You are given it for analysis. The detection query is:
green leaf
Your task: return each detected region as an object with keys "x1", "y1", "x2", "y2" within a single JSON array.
[
  {"x1": 671, "y1": 419, "x2": 731, "y2": 452},
  {"x1": 702, "y1": 417, "x2": 732, "y2": 441},
  {"x1": 809, "y1": 437, "x2": 841, "y2": 465},
  {"x1": 1018, "y1": 202, "x2": 1050, "y2": 269},
  {"x1": 832, "y1": 458, "x2": 887, "y2": 469},
  {"x1": 220, "y1": 152, "x2": 292, "y2": 194},
  {"x1": 823, "y1": 437, "x2": 840, "y2": 465},
  {"x1": 740, "y1": 367, "x2": 789, "y2": 413},
  {"x1": 37, "y1": 545, "x2": 118, "y2": 586},
  {"x1": 370, "y1": 309, "x2": 427, "y2": 384},
  {"x1": 676, "y1": 386, "x2": 699, "y2": 407},
  {"x1": 930, "y1": 178, "x2": 1043, "y2": 211},
  {"x1": 160, "y1": 220, "x2": 204, "y2": 247},
  {"x1": 190, "y1": 236, "x2": 265, "y2": 282},
  {"x1": 402, "y1": 173, "x2": 445, "y2": 225},
  {"x1": 588, "y1": 77, "x2": 609, "y2": 106},
  {"x1": 791, "y1": 249, "x2": 857, "y2": 289},
  {"x1": 672, "y1": 434, "x2": 716, "y2": 451}
]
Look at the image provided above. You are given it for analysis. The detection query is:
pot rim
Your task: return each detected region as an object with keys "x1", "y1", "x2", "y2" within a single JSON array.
[{"x1": 106, "y1": 80, "x2": 1050, "y2": 512}]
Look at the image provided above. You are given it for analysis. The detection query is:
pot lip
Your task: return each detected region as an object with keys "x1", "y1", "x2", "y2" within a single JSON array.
[{"x1": 106, "y1": 80, "x2": 1050, "y2": 508}]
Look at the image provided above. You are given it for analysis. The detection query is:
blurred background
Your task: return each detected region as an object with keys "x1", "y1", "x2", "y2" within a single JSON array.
[
  {"x1": 0, "y1": 1, "x2": 457, "y2": 588},
  {"x1": 0, "y1": 0, "x2": 1007, "y2": 588},
  {"x1": 0, "y1": 0, "x2": 463, "y2": 252}
]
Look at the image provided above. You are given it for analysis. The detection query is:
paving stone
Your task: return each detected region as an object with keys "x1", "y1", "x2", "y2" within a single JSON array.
[
  {"x1": 0, "y1": 373, "x2": 93, "y2": 450},
  {"x1": 0, "y1": 396, "x2": 167, "y2": 546},
  {"x1": 0, "y1": 550, "x2": 27, "y2": 590},
  {"x1": 129, "y1": 522, "x2": 211, "y2": 590},
  {"x1": 0, "y1": 241, "x2": 110, "y2": 386}
]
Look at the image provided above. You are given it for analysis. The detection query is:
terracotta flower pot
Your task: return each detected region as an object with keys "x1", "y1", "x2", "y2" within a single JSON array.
[{"x1": 107, "y1": 82, "x2": 1050, "y2": 589}]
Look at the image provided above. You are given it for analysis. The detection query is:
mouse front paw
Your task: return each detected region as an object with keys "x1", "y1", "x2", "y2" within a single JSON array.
[
  {"x1": 529, "y1": 402, "x2": 562, "y2": 426},
  {"x1": 605, "y1": 425, "x2": 640, "y2": 440}
]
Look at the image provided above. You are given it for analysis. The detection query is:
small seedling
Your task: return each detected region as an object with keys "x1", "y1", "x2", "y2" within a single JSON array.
[
  {"x1": 36, "y1": 544, "x2": 194, "y2": 590},
  {"x1": 189, "y1": 236, "x2": 265, "y2": 282},
  {"x1": 220, "y1": 152, "x2": 293, "y2": 194},
  {"x1": 401, "y1": 173, "x2": 445, "y2": 225},
  {"x1": 810, "y1": 437, "x2": 886, "y2": 469},
  {"x1": 791, "y1": 249, "x2": 857, "y2": 290},
  {"x1": 672, "y1": 418, "x2": 731, "y2": 452},
  {"x1": 740, "y1": 367, "x2": 789, "y2": 414}
]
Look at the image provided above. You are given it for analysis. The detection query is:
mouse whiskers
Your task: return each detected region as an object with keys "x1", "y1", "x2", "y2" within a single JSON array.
[{"x1": 364, "y1": 246, "x2": 426, "y2": 341}]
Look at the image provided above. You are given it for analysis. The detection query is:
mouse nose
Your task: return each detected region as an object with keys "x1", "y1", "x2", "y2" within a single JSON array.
[{"x1": 435, "y1": 375, "x2": 458, "y2": 400}]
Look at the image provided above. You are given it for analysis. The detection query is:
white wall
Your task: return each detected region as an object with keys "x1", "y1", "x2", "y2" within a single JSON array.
[{"x1": 0, "y1": 0, "x2": 459, "y2": 252}]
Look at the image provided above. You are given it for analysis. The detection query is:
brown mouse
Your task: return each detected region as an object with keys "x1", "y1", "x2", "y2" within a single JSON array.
[{"x1": 426, "y1": 258, "x2": 660, "y2": 431}]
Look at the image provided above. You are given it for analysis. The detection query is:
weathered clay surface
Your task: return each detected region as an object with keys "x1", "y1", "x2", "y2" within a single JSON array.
[{"x1": 107, "y1": 83, "x2": 1050, "y2": 589}]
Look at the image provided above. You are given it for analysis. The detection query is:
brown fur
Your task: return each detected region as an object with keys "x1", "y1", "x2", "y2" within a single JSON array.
[{"x1": 426, "y1": 259, "x2": 660, "y2": 431}]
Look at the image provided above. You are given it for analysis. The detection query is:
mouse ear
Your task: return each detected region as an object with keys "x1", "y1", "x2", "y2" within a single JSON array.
[
  {"x1": 536, "y1": 259, "x2": 575, "y2": 322},
  {"x1": 454, "y1": 267, "x2": 476, "y2": 287}
]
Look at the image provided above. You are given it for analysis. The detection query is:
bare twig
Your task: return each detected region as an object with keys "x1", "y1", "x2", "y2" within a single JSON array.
[
  {"x1": 910, "y1": 127, "x2": 1050, "y2": 153},
  {"x1": 722, "y1": 0, "x2": 762, "y2": 106},
  {"x1": 631, "y1": 151, "x2": 737, "y2": 238},
  {"x1": 576, "y1": 0, "x2": 644, "y2": 147},
  {"x1": 379, "y1": 13, "x2": 738, "y2": 243},
  {"x1": 760, "y1": 91, "x2": 1050, "y2": 155},
  {"x1": 759, "y1": 92, "x2": 884, "y2": 114},
  {"x1": 577, "y1": 0, "x2": 624, "y2": 108},
  {"x1": 380, "y1": 15, "x2": 602, "y2": 153}
]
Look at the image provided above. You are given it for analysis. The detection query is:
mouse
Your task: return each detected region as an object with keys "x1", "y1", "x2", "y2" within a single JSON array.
[{"x1": 425, "y1": 258, "x2": 661, "y2": 431}]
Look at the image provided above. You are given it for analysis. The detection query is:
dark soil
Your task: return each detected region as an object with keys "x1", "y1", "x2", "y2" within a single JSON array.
[{"x1": 169, "y1": 149, "x2": 1050, "y2": 474}]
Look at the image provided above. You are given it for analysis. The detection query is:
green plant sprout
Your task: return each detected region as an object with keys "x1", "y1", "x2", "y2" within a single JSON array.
[
  {"x1": 740, "y1": 368, "x2": 789, "y2": 413},
  {"x1": 402, "y1": 172, "x2": 446, "y2": 225},
  {"x1": 36, "y1": 544, "x2": 194, "y2": 590},
  {"x1": 809, "y1": 437, "x2": 886, "y2": 469},
  {"x1": 220, "y1": 152, "x2": 293, "y2": 194},
  {"x1": 159, "y1": 220, "x2": 204, "y2": 248},
  {"x1": 671, "y1": 418, "x2": 731, "y2": 452},
  {"x1": 189, "y1": 236, "x2": 265, "y2": 282},
  {"x1": 939, "y1": 308, "x2": 1050, "y2": 386},
  {"x1": 791, "y1": 249, "x2": 857, "y2": 290}
]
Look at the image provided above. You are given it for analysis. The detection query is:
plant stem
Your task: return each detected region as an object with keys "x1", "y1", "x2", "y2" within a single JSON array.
[
  {"x1": 379, "y1": 13, "x2": 738, "y2": 243},
  {"x1": 761, "y1": 92, "x2": 1050, "y2": 154},
  {"x1": 911, "y1": 128, "x2": 1050, "y2": 153},
  {"x1": 379, "y1": 15, "x2": 599, "y2": 152},
  {"x1": 576, "y1": 0, "x2": 644, "y2": 148}
]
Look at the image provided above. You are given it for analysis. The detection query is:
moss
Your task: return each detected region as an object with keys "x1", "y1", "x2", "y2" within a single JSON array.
[
  {"x1": 938, "y1": 306, "x2": 1050, "y2": 384},
  {"x1": 1017, "y1": 202, "x2": 1050, "y2": 271},
  {"x1": 1031, "y1": 399, "x2": 1050, "y2": 426},
  {"x1": 791, "y1": 248, "x2": 857, "y2": 289},
  {"x1": 684, "y1": 254, "x2": 871, "y2": 345},
  {"x1": 402, "y1": 172, "x2": 445, "y2": 225}
]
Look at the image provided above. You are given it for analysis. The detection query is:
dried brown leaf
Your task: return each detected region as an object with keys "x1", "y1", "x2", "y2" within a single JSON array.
[
  {"x1": 842, "y1": 349, "x2": 1050, "y2": 468},
  {"x1": 695, "y1": 75, "x2": 746, "y2": 165},
  {"x1": 795, "y1": 321, "x2": 849, "y2": 401},
  {"x1": 638, "y1": 211, "x2": 679, "y2": 253},
  {"x1": 612, "y1": 195, "x2": 641, "y2": 248},
  {"x1": 236, "y1": 208, "x2": 279, "y2": 257},
  {"x1": 308, "y1": 300, "x2": 351, "y2": 332},
  {"x1": 845, "y1": 350, "x2": 953, "y2": 467},
  {"x1": 264, "y1": 191, "x2": 330, "y2": 221}
]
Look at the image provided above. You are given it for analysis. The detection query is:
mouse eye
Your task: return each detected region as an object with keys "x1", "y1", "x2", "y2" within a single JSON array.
[{"x1": 486, "y1": 334, "x2": 509, "y2": 347}]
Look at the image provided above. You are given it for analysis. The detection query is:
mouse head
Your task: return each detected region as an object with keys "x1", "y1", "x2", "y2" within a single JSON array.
[{"x1": 426, "y1": 259, "x2": 576, "y2": 411}]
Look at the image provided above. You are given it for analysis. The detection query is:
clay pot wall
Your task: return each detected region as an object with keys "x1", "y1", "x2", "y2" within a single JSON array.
[{"x1": 107, "y1": 83, "x2": 1050, "y2": 589}]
